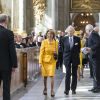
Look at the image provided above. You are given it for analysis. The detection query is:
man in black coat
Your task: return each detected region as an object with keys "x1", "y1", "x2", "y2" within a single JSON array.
[
  {"x1": 56, "y1": 33, "x2": 64, "y2": 69},
  {"x1": 62, "y1": 26, "x2": 81, "y2": 95},
  {"x1": 0, "y1": 14, "x2": 17, "y2": 100},
  {"x1": 85, "y1": 24, "x2": 100, "y2": 93}
]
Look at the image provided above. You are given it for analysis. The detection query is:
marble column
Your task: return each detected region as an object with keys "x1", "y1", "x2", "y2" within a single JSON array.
[
  {"x1": 19, "y1": 0, "x2": 25, "y2": 32},
  {"x1": 17, "y1": 0, "x2": 27, "y2": 36},
  {"x1": 55, "y1": 0, "x2": 58, "y2": 30},
  {"x1": 56, "y1": 0, "x2": 70, "y2": 31},
  {"x1": 51, "y1": 0, "x2": 56, "y2": 29},
  {"x1": 11, "y1": 0, "x2": 14, "y2": 30},
  {"x1": 26, "y1": 0, "x2": 34, "y2": 34},
  {"x1": 64, "y1": 0, "x2": 70, "y2": 28}
]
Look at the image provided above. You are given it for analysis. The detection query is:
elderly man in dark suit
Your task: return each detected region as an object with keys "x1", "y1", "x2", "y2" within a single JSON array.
[
  {"x1": 0, "y1": 14, "x2": 17, "y2": 100},
  {"x1": 61, "y1": 25, "x2": 81, "y2": 95},
  {"x1": 85, "y1": 24, "x2": 100, "y2": 93}
]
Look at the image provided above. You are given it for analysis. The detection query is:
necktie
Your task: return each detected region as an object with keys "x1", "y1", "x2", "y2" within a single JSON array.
[{"x1": 70, "y1": 37, "x2": 73, "y2": 49}]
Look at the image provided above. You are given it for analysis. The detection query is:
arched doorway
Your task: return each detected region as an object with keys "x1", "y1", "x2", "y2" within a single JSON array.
[{"x1": 71, "y1": 13, "x2": 97, "y2": 31}]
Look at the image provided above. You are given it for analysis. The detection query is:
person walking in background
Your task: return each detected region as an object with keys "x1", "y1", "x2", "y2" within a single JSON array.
[
  {"x1": 0, "y1": 14, "x2": 17, "y2": 100},
  {"x1": 56, "y1": 31, "x2": 64, "y2": 69},
  {"x1": 61, "y1": 25, "x2": 81, "y2": 95},
  {"x1": 85, "y1": 24, "x2": 100, "y2": 93},
  {"x1": 79, "y1": 32, "x2": 88, "y2": 79},
  {"x1": 84, "y1": 31, "x2": 93, "y2": 78},
  {"x1": 39, "y1": 29, "x2": 58, "y2": 97},
  {"x1": 37, "y1": 32, "x2": 43, "y2": 47}
]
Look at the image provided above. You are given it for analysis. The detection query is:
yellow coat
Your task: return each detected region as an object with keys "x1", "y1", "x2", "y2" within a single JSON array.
[
  {"x1": 39, "y1": 39, "x2": 58, "y2": 76},
  {"x1": 80, "y1": 39, "x2": 86, "y2": 68},
  {"x1": 80, "y1": 40, "x2": 83, "y2": 68}
]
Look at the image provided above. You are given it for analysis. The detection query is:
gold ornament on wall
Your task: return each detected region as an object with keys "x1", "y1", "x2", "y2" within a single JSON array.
[
  {"x1": 33, "y1": 0, "x2": 47, "y2": 23},
  {"x1": 70, "y1": 0, "x2": 100, "y2": 12}
]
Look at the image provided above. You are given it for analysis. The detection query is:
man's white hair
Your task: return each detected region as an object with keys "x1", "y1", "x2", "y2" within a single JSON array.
[
  {"x1": 85, "y1": 24, "x2": 94, "y2": 32},
  {"x1": 0, "y1": 14, "x2": 8, "y2": 23},
  {"x1": 65, "y1": 25, "x2": 75, "y2": 33}
]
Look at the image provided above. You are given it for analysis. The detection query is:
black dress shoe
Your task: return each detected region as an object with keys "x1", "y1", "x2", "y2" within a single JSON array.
[
  {"x1": 88, "y1": 88, "x2": 96, "y2": 91},
  {"x1": 72, "y1": 90, "x2": 76, "y2": 94},
  {"x1": 92, "y1": 88, "x2": 100, "y2": 93},
  {"x1": 64, "y1": 91, "x2": 69, "y2": 95}
]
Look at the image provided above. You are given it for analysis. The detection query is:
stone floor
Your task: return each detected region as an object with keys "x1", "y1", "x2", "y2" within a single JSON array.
[
  {"x1": 1, "y1": 68, "x2": 100, "y2": 100},
  {"x1": 11, "y1": 68, "x2": 64, "y2": 100}
]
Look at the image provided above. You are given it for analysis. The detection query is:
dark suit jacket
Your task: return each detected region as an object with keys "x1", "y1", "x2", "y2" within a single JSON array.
[
  {"x1": 58, "y1": 36, "x2": 63, "y2": 53},
  {"x1": 0, "y1": 25, "x2": 17, "y2": 71},
  {"x1": 88, "y1": 31, "x2": 100, "y2": 59},
  {"x1": 62, "y1": 35, "x2": 81, "y2": 66}
]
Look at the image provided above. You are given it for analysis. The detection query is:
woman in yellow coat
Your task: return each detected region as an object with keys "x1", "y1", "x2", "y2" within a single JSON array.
[{"x1": 39, "y1": 29, "x2": 58, "y2": 97}]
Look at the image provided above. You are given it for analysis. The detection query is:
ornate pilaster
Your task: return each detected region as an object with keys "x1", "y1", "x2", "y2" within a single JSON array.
[
  {"x1": 26, "y1": 0, "x2": 34, "y2": 34},
  {"x1": 11, "y1": 0, "x2": 19, "y2": 32},
  {"x1": 18, "y1": 0, "x2": 26, "y2": 33},
  {"x1": 12, "y1": 0, "x2": 27, "y2": 36},
  {"x1": 56, "y1": 0, "x2": 70, "y2": 31}
]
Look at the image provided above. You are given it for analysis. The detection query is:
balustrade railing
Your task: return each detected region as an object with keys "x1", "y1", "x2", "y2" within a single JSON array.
[{"x1": 0, "y1": 47, "x2": 40, "y2": 95}]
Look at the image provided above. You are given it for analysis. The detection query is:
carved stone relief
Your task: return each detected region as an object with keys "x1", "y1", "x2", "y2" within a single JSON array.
[{"x1": 70, "y1": 0, "x2": 100, "y2": 12}]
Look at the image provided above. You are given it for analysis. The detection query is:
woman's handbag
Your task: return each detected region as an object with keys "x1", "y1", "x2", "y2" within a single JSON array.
[
  {"x1": 53, "y1": 40, "x2": 58, "y2": 60},
  {"x1": 53, "y1": 52, "x2": 58, "y2": 60}
]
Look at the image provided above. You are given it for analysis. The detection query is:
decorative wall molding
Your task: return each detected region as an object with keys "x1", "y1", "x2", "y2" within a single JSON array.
[
  {"x1": 70, "y1": 0, "x2": 100, "y2": 12},
  {"x1": 33, "y1": 0, "x2": 47, "y2": 23}
]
